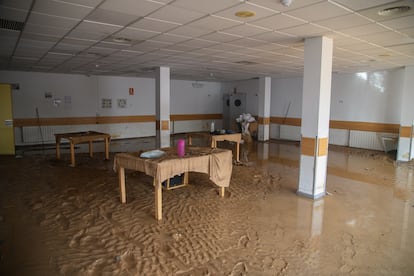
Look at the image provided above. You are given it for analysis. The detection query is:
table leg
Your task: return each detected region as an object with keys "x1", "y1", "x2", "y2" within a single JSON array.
[
  {"x1": 155, "y1": 181, "x2": 162, "y2": 220},
  {"x1": 104, "y1": 137, "x2": 109, "y2": 160},
  {"x1": 89, "y1": 141, "x2": 93, "y2": 158},
  {"x1": 219, "y1": 187, "x2": 225, "y2": 197},
  {"x1": 56, "y1": 138, "x2": 61, "y2": 160},
  {"x1": 183, "y1": 172, "x2": 189, "y2": 185},
  {"x1": 70, "y1": 142, "x2": 75, "y2": 167},
  {"x1": 118, "y1": 167, "x2": 126, "y2": 203},
  {"x1": 236, "y1": 142, "x2": 240, "y2": 162}
]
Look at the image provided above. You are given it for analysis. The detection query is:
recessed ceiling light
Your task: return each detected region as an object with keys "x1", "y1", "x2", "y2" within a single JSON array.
[
  {"x1": 235, "y1": 11, "x2": 256, "y2": 18},
  {"x1": 378, "y1": 6, "x2": 411, "y2": 16}
]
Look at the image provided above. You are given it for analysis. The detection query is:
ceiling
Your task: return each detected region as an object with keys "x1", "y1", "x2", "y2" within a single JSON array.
[{"x1": 1, "y1": 0, "x2": 414, "y2": 81}]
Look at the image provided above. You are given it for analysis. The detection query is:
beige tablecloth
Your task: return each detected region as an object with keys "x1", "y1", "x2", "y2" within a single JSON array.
[{"x1": 113, "y1": 147, "x2": 232, "y2": 188}]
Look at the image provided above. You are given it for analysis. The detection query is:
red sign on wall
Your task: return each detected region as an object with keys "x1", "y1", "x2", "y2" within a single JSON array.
[{"x1": 129, "y1": 88, "x2": 134, "y2": 95}]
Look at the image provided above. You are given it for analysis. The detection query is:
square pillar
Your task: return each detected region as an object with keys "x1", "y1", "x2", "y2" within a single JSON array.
[
  {"x1": 397, "y1": 66, "x2": 414, "y2": 161},
  {"x1": 298, "y1": 36, "x2": 333, "y2": 199},
  {"x1": 156, "y1": 67, "x2": 170, "y2": 148},
  {"x1": 258, "y1": 76, "x2": 271, "y2": 141}
]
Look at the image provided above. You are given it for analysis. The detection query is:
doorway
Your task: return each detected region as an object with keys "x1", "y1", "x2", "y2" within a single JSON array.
[
  {"x1": 223, "y1": 93, "x2": 246, "y2": 131},
  {"x1": 0, "y1": 84, "x2": 15, "y2": 155}
]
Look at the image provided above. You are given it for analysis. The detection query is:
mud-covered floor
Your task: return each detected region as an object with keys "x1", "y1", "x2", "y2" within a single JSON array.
[{"x1": 1, "y1": 136, "x2": 413, "y2": 275}]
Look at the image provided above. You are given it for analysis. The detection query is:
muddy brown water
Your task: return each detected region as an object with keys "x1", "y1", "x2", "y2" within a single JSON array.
[{"x1": 1, "y1": 138, "x2": 413, "y2": 275}]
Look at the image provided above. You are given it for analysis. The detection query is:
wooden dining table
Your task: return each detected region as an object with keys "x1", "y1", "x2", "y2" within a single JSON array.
[
  {"x1": 55, "y1": 131, "x2": 110, "y2": 167},
  {"x1": 113, "y1": 146, "x2": 233, "y2": 220}
]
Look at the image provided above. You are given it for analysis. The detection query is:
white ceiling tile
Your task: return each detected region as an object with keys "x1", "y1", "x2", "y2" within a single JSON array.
[
  {"x1": 164, "y1": 43, "x2": 199, "y2": 52},
  {"x1": 363, "y1": 31, "x2": 408, "y2": 46},
  {"x1": 253, "y1": 0, "x2": 324, "y2": 11},
  {"x1": 53, "y1": 42, "x2": 90, "y2": 53},
  {"x1": 86, "y1": 46, "x2": 119, "y2": 55},
  {"x1": 381, "y1": 15, "x2": 414, "y2": 30},
  {"x1": 23, "y1": 23, "x2": 69, "y2": 37},
  {"x1": 86, "y1": 8, "x2": 139, "y2": 26},
  {"x1": 21, "y1": 32, "x2": 60, "y2": 43},
  {"x1": 130, "y1": 17, "x2": 180, "y2": 33},
  {"x1": 227, "y1": 37, "x2": 267, "y2": 47},
  {"x1": 286, "y1": 2, "x2": 351, "y2": 22},
  {"x1": 116, "y1": 27, "x2": 160, "y2": 41},
  {"x1": 222, "y1": 23, "x2": 270, "y2": 37},
  {"x1": 100, "y1": 0, "x2": 164, "y2": 17},
  {"x1": 129, "y1": 40, "x2": 172, "y2": 51},
  {"x1": 149, "y1": 5, "x2": 205, "y2": 24},
  {"x1": 0, "y1": 0, "x2": 34, "y2": 10},
  {"x1": 340, "y1": 23, "x2": 390, "y2": 36},
  {"x1": 214, "y1": 2, "x2": 276, "y2": 23},
  {"x1": 69, "y1": 21, "x2": 123, "y2": 40},
  {"x1": 316, "y1": 13, "x2": 373, "y2": 30},
  {"x1": 178, "y1": 38, "x2": 218, "y2": 48},
  {"x1": 249, "y1": 31, "x2": 299, "y2": 43},
  {"x1": 57, "y1": 0, "x2": 103, "y2": 8},
  {"x1": 27, "y1": 12, "x2": 79, "y2": 29},
  {"x1": 199, "y1": 32, "x2": 241, "y2": 43},
  {"x1": 281, "y1": 23, "x2": 329, "y2": 37},
  {"x1": 399, "y1": 26, "x2": 414, "y2": 37},
  {"x1": 151, "y1": 33, "x2": 190, "y2": 43},
  {"x1": 0, "y1": 6, "x2": 29, "y2": 21},
  {"x1": 187, "y1": 15, "x2": 242, "y2": 31},
  {"x1": 330, "y1": 0, "x2": 397, "y2": 11},
  {"x1": 168, "y1": 25, "x2": 212, "y2": 38},
  {"x1": 172, "y1": 0, "x2": 241, "y2": 14},
  {"x1": 33, "y1": 0, "x2": 93, "y2": 19},
  {"x1": 250, "y1": 13, "x2": 305, "y2": 30}
]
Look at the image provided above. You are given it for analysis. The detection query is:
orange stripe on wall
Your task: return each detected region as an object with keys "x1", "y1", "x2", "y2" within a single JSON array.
[
  {"x1": 400, "y1": 126, "x2": 412, "y2": 138},
  {"x1": 14, "y1": 114, "x2": 222, "y2": 127},
  {"x1": 270, "y1": 116, "x2": 399, "y2": 133}
]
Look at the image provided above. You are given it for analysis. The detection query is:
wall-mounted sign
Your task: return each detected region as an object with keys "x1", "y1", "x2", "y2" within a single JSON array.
[{"x1": 129, "y1": 88, "x2": 134, "y2": 95}]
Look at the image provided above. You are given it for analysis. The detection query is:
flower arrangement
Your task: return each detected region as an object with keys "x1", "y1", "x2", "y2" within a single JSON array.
[{"x1": 236, "y1": 113, "x2": 256, "y2": 135}]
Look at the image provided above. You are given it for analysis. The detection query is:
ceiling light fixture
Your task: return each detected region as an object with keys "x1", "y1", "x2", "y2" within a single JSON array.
[
  {"x1": 378, "y1": 6, "x2": 411, "y2": 16},
  {"x1": 112, "y1": 37, "x2": 132, "y2": 43},
  {"x1": 235, "y1": 11, "x2": 256, "y2": 18},
  {"x1": 280, "y1": 0, "x2": 293, "y2": 7}
]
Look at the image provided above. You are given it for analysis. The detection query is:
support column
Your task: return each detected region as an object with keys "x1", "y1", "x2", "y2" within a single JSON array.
[
  {"x1": 397, "y1": 66, "x2": 414, "y2": 161},
  {"x1": 298, "y1": 36, "x2": 333, "y2": 199},
  {"x1": 156, "y1": 67, "x2": 170, "y2": 148},
  {"x1": 258, "y1": 76, "x2": 271, "y2": 141}
]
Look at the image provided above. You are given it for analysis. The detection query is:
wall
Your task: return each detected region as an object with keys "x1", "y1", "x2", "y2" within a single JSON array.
[
  {"x1": 270, "y1": 69, "x2": 404, "y2": 151},
  {"x1": 0, "y1": 71, "x2": 223, "y2": 145}
]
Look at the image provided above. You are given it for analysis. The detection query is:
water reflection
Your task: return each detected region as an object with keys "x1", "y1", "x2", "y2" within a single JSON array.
[{"x1": 297, "y1": 197, "x2": 325, "y2": 238}]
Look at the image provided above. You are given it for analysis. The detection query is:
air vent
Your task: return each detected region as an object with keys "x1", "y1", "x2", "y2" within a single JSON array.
[{"x1": 0, "y1": 18, "x2": 24, "y2": 31}]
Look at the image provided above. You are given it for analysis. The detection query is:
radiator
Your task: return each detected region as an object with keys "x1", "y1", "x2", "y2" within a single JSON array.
[
  {"x1": 22, "y1": 126, "x2": 55, "y2": 143},
  {"x1": 349, "y1": 130, "x2": 384, "y2": 151}
]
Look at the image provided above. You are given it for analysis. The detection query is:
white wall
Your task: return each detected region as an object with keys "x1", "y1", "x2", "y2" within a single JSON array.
[
  {"x1": 269, "y1": 69, "x2": 404, "y2": 150},
  {"x1": 330, "y1": 69, "x2": 404, "y2": 123},
  {"x1": 0, "y1": 71, "x2": 223, "y2": 145}
]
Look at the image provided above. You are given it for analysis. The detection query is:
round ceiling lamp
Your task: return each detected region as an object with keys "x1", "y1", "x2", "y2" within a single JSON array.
[{"x1": 235, "y1": 11, "x2": 256, "y2": 18}]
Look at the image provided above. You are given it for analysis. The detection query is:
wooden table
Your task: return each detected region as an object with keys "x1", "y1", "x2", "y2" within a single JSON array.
[
  {"x1": 113, "y1": 147, "x2": 233, "y2": 220},
  {"x1": 186, "y1": 132, "x2": 242, "y2": 162},
  {"x1": 211, "y1": 133, "x2": 242, "y2": 162},
  {"x1": 55, "y1": 131, "x2": 110, "y2": 167}
]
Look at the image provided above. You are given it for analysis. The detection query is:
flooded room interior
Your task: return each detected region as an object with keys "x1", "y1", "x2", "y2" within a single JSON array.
[{"x1": 1, "y1": 0, "x2": 414, "y2": 275}]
